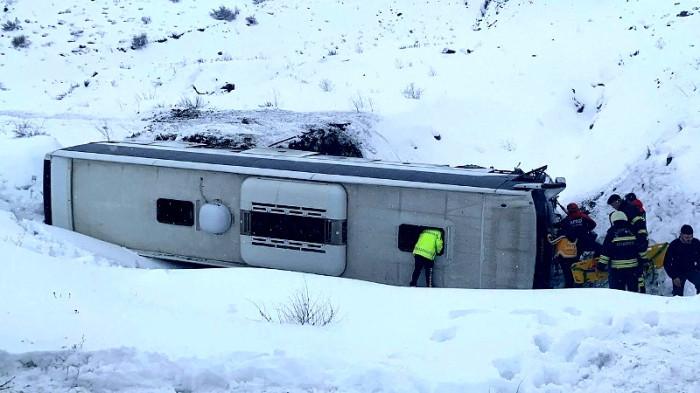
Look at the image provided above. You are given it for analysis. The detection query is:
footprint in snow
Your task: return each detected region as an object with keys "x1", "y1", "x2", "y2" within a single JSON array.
[
  {"x1": 448, "y1": 309, "x2": 485, "y2": 319},
  {"x1": 563, "y1": 306, "x2": 581, "y2": 316},
  {"x1": 430, "y1": 326, "x2": 458, "y2": 342},
  {"x1": 510, "y1": 309, "x2": 557, "y2": 326},
  {"x1": 492, "y1": 357, "x2": 521, "y2": 380},
  {"x1": 533, "y1": 333, "x2": 552, "y2": 353}
]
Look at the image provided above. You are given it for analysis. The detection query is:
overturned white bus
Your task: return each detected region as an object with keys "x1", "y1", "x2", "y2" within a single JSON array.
[{"x1": 43, "y1": 141, "x2": 566, "y2": 289}]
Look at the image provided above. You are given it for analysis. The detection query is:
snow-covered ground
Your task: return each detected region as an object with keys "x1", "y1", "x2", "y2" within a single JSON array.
[{"x1": 1, "y1": 0, "x2": 699, "y2": 391}]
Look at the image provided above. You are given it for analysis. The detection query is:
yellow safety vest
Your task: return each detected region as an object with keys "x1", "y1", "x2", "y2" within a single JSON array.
[
  {"x1": 413, "y1": 229, "x2": 444, "y2": 261},
  {"x1": 548, "y1": 235, "x2": 578, "y2": 259}
]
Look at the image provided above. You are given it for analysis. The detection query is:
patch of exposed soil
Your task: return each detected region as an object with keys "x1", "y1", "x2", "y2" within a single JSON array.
[{"x1": 136, "y1": 109, "x2": 377, "y2": 157}]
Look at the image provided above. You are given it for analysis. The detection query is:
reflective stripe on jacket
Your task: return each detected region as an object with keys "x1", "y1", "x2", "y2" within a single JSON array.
[
  {"x1": 599, "y1": 225, "x2": 639, "y2": 269},
  {"x1": 413, "y1": 229, "x2": 443, "y2": 261},
  {"x1": 619, "y1": 200, "x2": 648, "y2": 252}
]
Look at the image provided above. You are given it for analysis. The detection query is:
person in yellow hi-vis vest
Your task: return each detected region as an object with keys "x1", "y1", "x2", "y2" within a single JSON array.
[
  {"x1": 410, "y1": 229, "x2": 443, "y2": 287},
  {"x1": 547, "y1": 232, "x2": 578, "y2": 288}
]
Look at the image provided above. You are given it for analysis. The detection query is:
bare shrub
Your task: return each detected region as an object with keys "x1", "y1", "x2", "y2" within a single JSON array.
[
  {"x1": 319, "y1": 78, "x2": 334, "y2": 92},
  {"x1": 178, "y1": 95, "x2": 207, "y2": 110},
  {"x1": 141, "y1": 16, "x2": 151, "y2": 25},
  {"x1": 210, "y1": 6, "x2": 239, "y2": 21},
  {"x1": 2, "y1": 18, "x2": 21, "y2": 31},
  {"x1": 253, "y1": 282, "x2": 338, "y2": 326},
  {"x1": 655, "y1": 38, "x2": 666, "y2": 50},
  {"x1": 245, "y1": 15, "x2": 258, "y2": 25},
  {"x1": 252, "y1": 0, "x2": 267, "y2": 4},
  {"x1": 10, "y1": 121, "x2": 46, "y2": 138},
  {"x1": 95, "y1": 122, "x2": 113, "y2": 141},
  {"x1": 350, "y1": 91, "x2": 374, "y2": 112},
  {"x1": 11, "y1": 35, "x2": 30, "y2": 49},
  {"x1": 402, "y1": 83, "x2": 423, "y2": 99},
  {"x1": 0, "y1": 376, "x2": 15, "y2": 391},
  {"x1": 56, "y1": 83, "x2": 79, "y2": 100},
  {"x1": 258, "y1": 89, "x2": 280, "y2": 108},
  {"x1": 131, "y1": 33, "x2": 148, "y2": 49},
  {"x1": 500, "y1": 139, "x2": 516, "y2": 151}
]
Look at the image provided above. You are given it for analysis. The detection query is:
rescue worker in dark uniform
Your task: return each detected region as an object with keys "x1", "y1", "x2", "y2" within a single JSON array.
[
  {"x1": 625, "y1": 192, "x2": 646, "y2": 219},
  {"x1": 410, "y1": 228, "x2": 443, "y2": 287},
  {"x1": 607, "y1": 193, "x2": 649, "y2": 292},
  {"x1": 607, "y1": 194, "x2": 648, "y2": 250},
  {"x1": 555, "y1": 202, "x2": 599, "y2": 259},
  {"x1": 663, "y1": 224, "x2": 700, "y2": 296},
  {"x1": 596, "y1": 210, "x2": 640, "y2": 292}
]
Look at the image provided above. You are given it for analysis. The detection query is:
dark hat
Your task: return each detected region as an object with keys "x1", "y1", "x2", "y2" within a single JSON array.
[
  {"x1": 566, "y1": 202, "x2": 579, "y2": 213},
  {"x1": 606, "y1": 194, "x2": 622, "y2": 205},
  {"x1": 681, "y1": 225, "x2": 694, "y2": 235},
  {"x1": 624, "y1": 192, "x2": 637, "y2": 202}
]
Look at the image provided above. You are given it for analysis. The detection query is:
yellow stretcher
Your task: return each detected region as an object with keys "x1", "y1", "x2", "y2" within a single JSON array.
[{"x1": 570, "y1": 242, "x2": 669, "y2": 285}]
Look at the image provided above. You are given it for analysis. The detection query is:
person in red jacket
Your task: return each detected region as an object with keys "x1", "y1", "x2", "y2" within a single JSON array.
[
  {"x1": 623, "y1": 192, "x2": 650, "y2": 292},
  {"x1": 625, "y1": 192, "x2": 646, "y2": 218},
  {"x1": 554, "y1": 202, "x2": 599, "y2": 259}
]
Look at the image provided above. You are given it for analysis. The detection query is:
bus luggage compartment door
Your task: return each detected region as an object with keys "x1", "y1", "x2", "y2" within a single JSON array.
[{"x1": 240, "y1": 178, "x2": 347, "y2": 276}]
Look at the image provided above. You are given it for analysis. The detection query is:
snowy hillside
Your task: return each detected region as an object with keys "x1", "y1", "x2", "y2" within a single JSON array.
[{"x1": 1, "y1": 0, "x2": 700, "y2": 391}]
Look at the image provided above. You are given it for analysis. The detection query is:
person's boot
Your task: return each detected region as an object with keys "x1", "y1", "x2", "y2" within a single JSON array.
[{"x1": 638, "y1": 277, "x2": 646, "y2": 293}]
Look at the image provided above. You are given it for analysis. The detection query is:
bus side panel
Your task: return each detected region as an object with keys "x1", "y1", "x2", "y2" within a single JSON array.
[
  {"x1": 395, "y1": 188, "x2": 453, "y2": 286},
  {"x1": 343, "y1": 183, "x2": 402, "y2": 285},
  {"x1": 444, "y1": 191, "x2": 485, "y2": 288},
  {"x1": 480, "y1": 194, "x2": 537, "y2": 289},
  {"x1": 49, "y1": 156, "x2": 73, "y2": 230},
  {"x1": 344, "y1": 184, "x2": 485, "y2": 288},
  {"x1": 71, "y1": 159, "x2": 242, "y2": 263}
]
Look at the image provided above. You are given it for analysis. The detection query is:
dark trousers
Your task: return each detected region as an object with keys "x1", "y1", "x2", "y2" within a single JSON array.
[
  {"x1": 608, "y1": 267, "x2": 640, "y2": 292},
  {"x1": 577, "y1": 235, "x2": 602, "y2": 259},
  {"x1": 410, "y1": 254, "x2": 434, "y2": 287},
  {"x1": 672, "y1": 269, "x2": 700, "y2": 296},
  {"x1": 556, "y1": 256, "x2": 578, "y2": 288}
]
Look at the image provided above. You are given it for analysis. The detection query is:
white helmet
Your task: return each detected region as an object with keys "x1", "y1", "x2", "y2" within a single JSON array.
[{"x1": 609, "y1": 210, "x2": 627, "y2": 224}]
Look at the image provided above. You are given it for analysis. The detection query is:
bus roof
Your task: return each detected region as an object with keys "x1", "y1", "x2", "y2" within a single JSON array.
[{"x1": 55, "y1": 141, "x2": 564, "y2": 192}]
